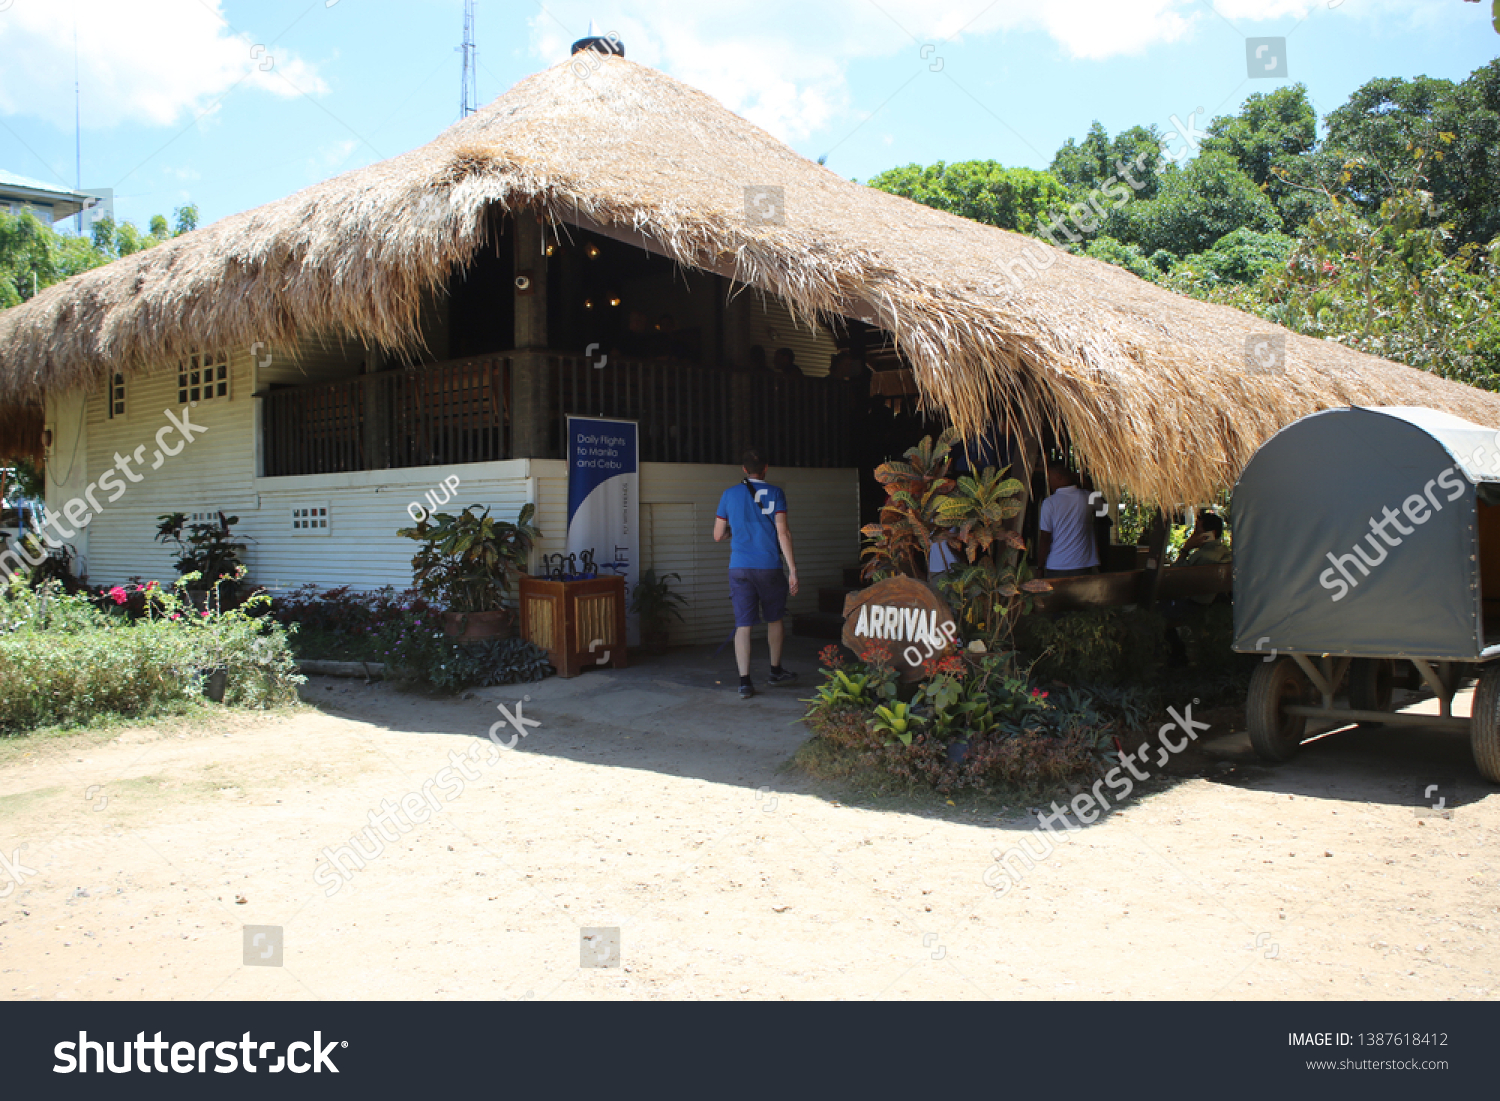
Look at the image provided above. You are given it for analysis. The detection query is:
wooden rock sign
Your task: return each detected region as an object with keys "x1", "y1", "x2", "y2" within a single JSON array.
[{"x1": 841, "y1": 576, "x2": 960, "y2": 682}]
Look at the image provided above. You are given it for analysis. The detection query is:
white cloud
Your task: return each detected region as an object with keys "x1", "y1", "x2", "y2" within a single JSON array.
[
  {"x1": 530, "y1": 0, "x2": 1443, "y2": 141},
  {"x1": 0, "y1": 0, "x2": 328, "y2": 129}
]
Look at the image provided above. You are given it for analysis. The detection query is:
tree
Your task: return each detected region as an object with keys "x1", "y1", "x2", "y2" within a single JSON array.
[
  {"x1": 83, "y1": 202, "x2": 199, "y2": 261},
  {"x1": 1164, "y1": 227, "x2": 1296, "y2": 291},
  {"x1": 867, "y1": 161, "x2": 1071, "y2": 234},
  {"x1": 1201, "y1": 84, "x2": 1320, "y2": 231},
  {"x1": 1082, "y1": 238, "x2": 1157, "y2": 281},
  {"x1": 1050, "y1": 122, "x2": 1165, "y2": 201},
  {"x1": 1322, "y1": 62, "x2": 1500, "y2": 246},
  {"x1": 0, "y1": 210, "x2": 109, "y2": 306},
  {"x1": 1108, "y1": 151, "x2": 1281, "y2": 258},
  {"x1": 1256, "y1": 188, "x2": 1500, "y2": 387}
]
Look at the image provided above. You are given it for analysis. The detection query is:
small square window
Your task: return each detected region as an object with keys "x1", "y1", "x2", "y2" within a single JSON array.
[{"x1": 291, "y1": 503, "x2": 331, "y2": 536}]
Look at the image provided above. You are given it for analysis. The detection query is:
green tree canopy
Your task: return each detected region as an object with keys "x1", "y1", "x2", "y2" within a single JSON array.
[
  {"x1": 1108, "y1": 151, "x2": 1281, "y2": 258},
  {"x1": 3, "y1": 202, "x2": 200, "y2": 306},
  {"x1": 1050, "y1": 122, "x2": 1165, "y2": 201},
  {"x1": 1201, "y1": 84, "x2": 1320, "y2": 230},
  {"x1": 1322, "y1": 61, "x2": 1500, "y2": 246},
  {"x1": 867, "y1": 160, "x2": 1070, "y2": 233}
]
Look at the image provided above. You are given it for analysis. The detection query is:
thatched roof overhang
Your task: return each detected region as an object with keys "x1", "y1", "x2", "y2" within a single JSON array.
[{"x1": 3, "y1": 56, "x2": 1499, "y2": 503}]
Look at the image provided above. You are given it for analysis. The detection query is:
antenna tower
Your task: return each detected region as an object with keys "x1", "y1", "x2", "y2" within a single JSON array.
[{"x1": 460, "y1": 0, "x2": 478, "y2": 118}]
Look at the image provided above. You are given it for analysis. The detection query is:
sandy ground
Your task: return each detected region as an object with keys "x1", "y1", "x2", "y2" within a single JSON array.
[{"x1": 1, "y1": 639, "x2": 1497, "y2": 1001}]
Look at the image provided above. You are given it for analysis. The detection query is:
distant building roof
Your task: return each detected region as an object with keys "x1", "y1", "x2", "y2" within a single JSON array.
[{"x1": 0, "y1": 170, "x2": 91, "y2": 222}]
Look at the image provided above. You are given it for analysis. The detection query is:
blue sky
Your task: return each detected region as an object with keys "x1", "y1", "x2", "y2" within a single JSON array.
[{"x1": 0, "y1": 0, "x2": 1495, "y2": 233}]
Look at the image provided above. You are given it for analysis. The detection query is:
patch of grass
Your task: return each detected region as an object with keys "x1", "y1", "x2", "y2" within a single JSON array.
[{"x1": 0, "y1": 785, "x2": 67, "y2": 819}]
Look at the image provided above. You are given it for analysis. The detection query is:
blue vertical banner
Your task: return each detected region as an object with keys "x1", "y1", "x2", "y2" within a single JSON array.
[{"x1": 566, "y1": 416, "x2": 640, "y2": 641}]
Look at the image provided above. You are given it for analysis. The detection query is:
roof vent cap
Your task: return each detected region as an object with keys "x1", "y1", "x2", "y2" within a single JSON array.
[{"x1": 571, "y1": 19, "x2": 624, "y2": 58}]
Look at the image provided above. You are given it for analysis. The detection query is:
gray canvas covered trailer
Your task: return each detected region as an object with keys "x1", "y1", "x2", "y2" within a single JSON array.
[{"x1": 1232, "y1": 406, "x2": 1500, "y2": 781}]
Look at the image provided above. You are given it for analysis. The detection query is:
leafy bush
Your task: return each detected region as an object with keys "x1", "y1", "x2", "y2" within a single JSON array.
[
  {"x1": 800, "y1": 646, "x2": 1119, "y2": 797},
  {"x1": 0, "y1": 576, "x2": 302, "y2": 734},
  {"x1": 376, "y1": 610, "x2": 552, "y2": 691},
  {"x1": 1016, "y1": 607, "x2": 1169, "y2": 686},
  {"x1": 1083, "y1": 237, "x2": 1159, "y2": 281},
  {"x1": 270, "y1": 584, "x2": 424, "y2": 661}
]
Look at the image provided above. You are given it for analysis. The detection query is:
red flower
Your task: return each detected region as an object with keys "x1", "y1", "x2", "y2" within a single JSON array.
[
  {"x1": 859, "y1": 642, "x2": 895, "y2": 670},
  {"x1": 818, "y1": 644, "x2": 846, "y2": 669},
  {"x1": 107, "y1": 586, "x2": 128, "y2": 606}
]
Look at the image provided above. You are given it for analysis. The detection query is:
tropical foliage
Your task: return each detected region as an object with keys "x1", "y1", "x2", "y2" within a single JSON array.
[
  {"x1": 869, "y1": 59, "x2": 1500, "y2": 391},
  {"x1": 397, "y1": 503, "x2": 539, "y2": 613}
]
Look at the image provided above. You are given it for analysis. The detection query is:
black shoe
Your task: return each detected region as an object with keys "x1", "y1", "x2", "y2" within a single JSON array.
[
  {"x1": 739, "y1": 682, "x2": 756, "y2": 699},
  {"x1": 768, "y1": 668, "x2": 798, "y2": 687}
]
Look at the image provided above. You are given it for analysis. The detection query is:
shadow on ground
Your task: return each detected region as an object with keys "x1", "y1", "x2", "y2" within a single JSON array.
[
  {"x1": 1200, "y1": 686, "x2": 1492, "y2": 814},
  {"x1": 301, "y1": 635, "x2": 828, "y2": 796},
  {"x1": 299, "y1": 638, "x2": 1496, "y2": 826}
]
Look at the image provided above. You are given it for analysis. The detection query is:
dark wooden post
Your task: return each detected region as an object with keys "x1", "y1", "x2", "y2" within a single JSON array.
[
  {"x1": 514, "y1": 215, "x2": 548, "y2": 351},
  {"x1": 1139, "y1": 509, "x2": 1171, "y2": 606},
  {"x1": 511, "y1": 215, "x2": 551, "y2": 458},
  {"x1": 361, "y1": 345, "x2": 387, "y2": 470}
]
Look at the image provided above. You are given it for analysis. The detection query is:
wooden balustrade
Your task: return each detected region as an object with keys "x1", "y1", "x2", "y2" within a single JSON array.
[{"x1": 261, "y1": 352, "x2": 856, "y2": 477}]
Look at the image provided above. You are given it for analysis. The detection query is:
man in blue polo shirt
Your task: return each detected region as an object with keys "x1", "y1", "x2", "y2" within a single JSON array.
[{"x1": 713, "y1": 447, "x2": 800, "y2": 699}]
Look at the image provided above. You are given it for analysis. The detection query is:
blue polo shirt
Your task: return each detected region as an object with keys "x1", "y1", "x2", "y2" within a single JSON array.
[{"x1": 716, "y1": 479, "x2": 786, "y2": 569}]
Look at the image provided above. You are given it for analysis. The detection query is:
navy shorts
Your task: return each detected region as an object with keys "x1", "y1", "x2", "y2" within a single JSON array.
[{"x1": 729, "y1": 568, "x2": 789, "y2": 627}]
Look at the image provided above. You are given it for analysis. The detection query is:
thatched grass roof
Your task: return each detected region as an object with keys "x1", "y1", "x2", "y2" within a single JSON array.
[{"x1": 3, "y1": 56, "x2": 1498, "y2": 501}]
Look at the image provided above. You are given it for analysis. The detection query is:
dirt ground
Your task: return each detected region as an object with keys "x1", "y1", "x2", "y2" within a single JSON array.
[{"x1": 2, "y1": 639, "x2": 1497, "y2": 1001}]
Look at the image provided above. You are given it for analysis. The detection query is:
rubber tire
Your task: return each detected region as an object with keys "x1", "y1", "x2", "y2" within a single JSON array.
[
  {"x1": 1470, "y1": 664, "x2": 1500, "y2": 783},
  {"x1": 1347, "y1": 657, "x2": 1395, "y2": 726},
  {"x1": 1247, "y1": 656, "x2": 1311, "y2": 763}
]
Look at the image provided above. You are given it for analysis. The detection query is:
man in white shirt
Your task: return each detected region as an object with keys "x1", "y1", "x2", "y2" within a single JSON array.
[{"x1": 1036, "y1": 462, "x2": 1100, "y2": 578}]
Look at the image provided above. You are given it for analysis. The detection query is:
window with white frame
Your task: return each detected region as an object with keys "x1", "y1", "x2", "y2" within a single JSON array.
[
  {"x1": 106, "y1": 372, "x2": 126, "y2": 419},
  {"x1": 179, "y1": 350, "x2": 230, "y2": 405},
  {"x1": 291, "y1": 504, "x2": 331, "y2": 535}
]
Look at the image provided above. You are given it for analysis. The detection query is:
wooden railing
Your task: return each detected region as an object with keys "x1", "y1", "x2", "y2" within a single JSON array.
[
  {"x1": 261, "y1": 352, "x2": 858, "y2": 477},
  {"x1": 262, "y1": 356, "x2": 512, "y2": 477},
  {"x1": 547, "y1": 355, "x2": 857, "y2": 467}
]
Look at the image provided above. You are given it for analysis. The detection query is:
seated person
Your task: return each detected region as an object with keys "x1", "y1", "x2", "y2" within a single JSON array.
[
  {"x1": 1160, "y1": 511, "x2": 1232, "y2": 665},
  {"x1": 772, "y1": 347, "x2": 803, "y2": 376}
]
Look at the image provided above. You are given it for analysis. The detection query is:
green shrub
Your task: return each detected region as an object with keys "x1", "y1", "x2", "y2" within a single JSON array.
[
  {"x1": 1016, "y1": 607, "x2": 1168, "y2": 686},
  {"x1": 0, "y1": 576, "x2": 302, "y2": 734},
  {"x1": 376, "y1": 610, "x2": 553, "y2": 691}
]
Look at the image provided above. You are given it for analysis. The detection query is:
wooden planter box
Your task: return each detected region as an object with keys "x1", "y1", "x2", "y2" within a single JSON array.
[{"x1": 518, "y1": 575, "x2": 629, "y2": 678}]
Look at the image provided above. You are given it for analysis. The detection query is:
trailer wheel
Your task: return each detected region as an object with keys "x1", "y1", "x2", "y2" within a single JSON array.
[
  {"x1": 1347, "y1": 658, "x2": 1395, "y2": 725},
  {"x1": 1247, "y1": 657, "x2": 1311, "y2": 763},
  {"x1": 1471, "y1": 664, "x2": 1500, "y2": 784}
]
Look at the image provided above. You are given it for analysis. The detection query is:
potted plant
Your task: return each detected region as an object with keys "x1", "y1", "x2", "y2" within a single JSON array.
[
  {"x1": 155, "y1": 512, "x2": 248, "y2": 609},
  {"x1": 628, "y1": 569, "x2": 687, "y2": 654},
  {"x1": 397, "y1": 503, "x2": 539, "y2": 642}
]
